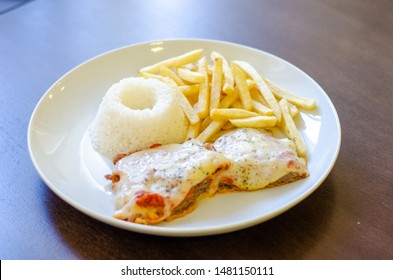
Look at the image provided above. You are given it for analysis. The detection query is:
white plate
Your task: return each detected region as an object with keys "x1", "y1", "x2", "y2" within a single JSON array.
[{"x1": 28, "y1": 39, "x2": 341, "y2": 237}]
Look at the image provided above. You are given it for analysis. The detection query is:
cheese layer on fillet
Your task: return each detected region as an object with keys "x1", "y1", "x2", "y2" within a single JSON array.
[
  {"x1": 213, "y1": 128, "x2": 308, "y2": 191},
  {"x1": 107, "y1": 139, "x2": 230, "y2": 224}
]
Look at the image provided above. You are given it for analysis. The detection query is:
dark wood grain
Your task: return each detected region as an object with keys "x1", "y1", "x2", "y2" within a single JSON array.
[{"x1": 1, "y1": 0, "x2": 392, "y2": 260}]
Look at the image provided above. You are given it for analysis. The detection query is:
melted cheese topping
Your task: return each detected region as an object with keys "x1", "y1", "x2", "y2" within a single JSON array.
[
  {"x1": 111, "y1": 139, "x2": 230, "y2": 224},
  {"x1": 214, "y1": 128, "x2": 308, "y2": 190}
]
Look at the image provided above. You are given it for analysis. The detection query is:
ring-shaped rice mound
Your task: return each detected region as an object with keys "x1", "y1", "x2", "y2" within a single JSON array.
[{"x1": 89, "y1": 77, "x2": 188, "y2": 159}]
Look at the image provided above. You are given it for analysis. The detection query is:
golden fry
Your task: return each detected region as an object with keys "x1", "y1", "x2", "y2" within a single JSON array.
[
  {"x1": 279, "y1": 98, "x2": 306, "y2": 157},
  {"x1": 160, "y1": 66, "x2": 185, "y2": 86},
  {"x1": 200, "y1": 116, "x2": 212, "y2": 132},
  {"x1": 186, "y1": 121, "x2": 200, "y2": 139},
  {"x1": 219, "y1": 87, "x2": 240, "y2": 108},
  {"x1": 222, "y1": 122, "x2": 236, "y2": 130},
  {"x1": 197, "y1": 56, "x2": 210, "y2": 119},
  {"x1": 211, "y1": 51, "x2": 234, "y2": 94},
  {"x1": 264, "y1": 78, "x2": 316, "y2": 110},
  {"x1": 231, "y1": 100, "x2": 244, "y2": 109},
  {"x1": 177, "y1": 68, "x2": 205, "y2": 83},
  {"x1": 196, "y1": 120, "x2": 227, "y2": 142},
  {"x1": 230, "y1": 116, "x2": 277, "y2": 128},
  {"x1": 246, "y1": 79, "x2": 257, "y2": 89},
  {"x1": 250, "y1": 88, "x2": 269, "y2": 106},
  {"x1": 139, "y1": 71, "x2": 166, "y2": 82},
  {"x1": 140, "y1": 49, "x2": 203, "y2": 74},
  {"x1": 179, "y1": 84, "x2": 200, "y2": 96},
  {"x1": 210, "y1": 108, "x2": 259, "y2": 121},
  {"x1": 231, "y1": 63, "x2": 252, "y2": 110},
  {"x1": 251, "y1": 100, "x2": 274, "y2": 116},
  {"x1": 210, "y1": 58, "x2": 223, "y2": 111},
  {"x1": 182, "y1": 63, "x2": 198, "y2": 71},
  {"x1": 288, "y1": 101, "x2": 299, "y2": 118}
]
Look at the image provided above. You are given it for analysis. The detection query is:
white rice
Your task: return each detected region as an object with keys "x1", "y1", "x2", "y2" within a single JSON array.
[{"x1": 89, "y1": 77, "x2": 188, "y2": 159}]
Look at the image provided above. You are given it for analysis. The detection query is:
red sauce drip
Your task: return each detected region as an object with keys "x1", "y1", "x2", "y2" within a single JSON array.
[
  {"x1": 149, "y1": 143, "x2": 162, "y2": 149},
  {"x1": 135, "y1": 191, "x2": 165, "y2": 208}
]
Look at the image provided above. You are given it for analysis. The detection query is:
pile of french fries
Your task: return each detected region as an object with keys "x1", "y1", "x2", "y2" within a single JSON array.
[{"x1": 138, "y1": 49, "x2": 316, "y2": 158}]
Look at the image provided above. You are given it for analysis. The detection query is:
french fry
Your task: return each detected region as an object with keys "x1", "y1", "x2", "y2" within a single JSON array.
[
  {"x1": 163, "y1": 77, "x2": 199, "y2": 125},
  {"x1": 179, "y1": 84, "x2": 200, "y2": 96},
  {"x1": 182, "y1": 63, "x2": 198, "y2": 71},
  {"x1": 222, "y1": 122, "x2": 236, "y2": 130},
  {"x1": 251, "y1": 100, "x2": 274, "y2": 116},
  {"x1": 288, "y1": 101, "x2": 299, "y2": 118},
  {"x1": 264, "y1": 78, "x2": 316, "y2": 110},
  {"x1": 140, "y1": 49, "x2": 203, "y2": 74},
  {"x1": 200, "y1": 116, "x2": 212, "y2": 132},
  {"x1": 206, "y1": 64, "x2": 214, "y2": 76},
  {"x1": 196, "y1": 120, "x2": 227, "y2": 142},
  {"x1": 251, "y1": 86, "x2": 297, "y2": 117},
  {"x1": 139, "y1": 71, "x2": 166, "y2": 82},
  {"x1": 210, "y1": 57, "x2": 223, "y2": 111},
  {"x1": 246, "y1": 79, "x2": 257, "y2": 89},
  {"x1": 231, "y1": 100, "x2": 244, "y2": 109},
  {"x1": 177, "y1": 68, "x2": 205, "y2": 83},
  {"x1": 279, "y1": 98, "x2": 306, "y2": 157},
  {"x1": 250, "y1": 88, "x2": 269, "y2": 107},
  {"x1": 231, "y1": 63, "x2": 252, "y2": 110},
  {"x1": 233, "y1": 60, "x2": 282, "y2": 124},
  {"x1": 197, "y1": 56, "x2": 210, "y2": 119},
  {"x1": 186, "y1": 121, "x2": 200, "y2": 139},
  {"x1": 219, "y1": 88, "x2": 240, "y2": 108},
  {"x1": 160, "y1": 66, "x2": 185, "y2": 86},
  {"x1": 210, "y1": 108, "x2": 259, "y2": 121},
  {"x1": 211, "y1": 51, "x2": 234, "y2": 94},
  {"x1": 230, "y1": 116, "x2": 277, "y2": 128},
  {"x1": 185, "y1": 95, "x2": 199, "y2": 107}
]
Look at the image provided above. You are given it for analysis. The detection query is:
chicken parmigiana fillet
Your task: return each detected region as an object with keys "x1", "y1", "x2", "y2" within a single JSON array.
[
  {"x1": 213, "y1": 128, "x2": 309, "y2": 192},
  {"x1": 105, "y1": 139, "x2": 230, "y2": 224}
]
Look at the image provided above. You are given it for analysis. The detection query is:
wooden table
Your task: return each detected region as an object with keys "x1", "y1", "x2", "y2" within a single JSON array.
[{"x1": 1, "y1": 0, "x2": 392, "y2": 260}]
